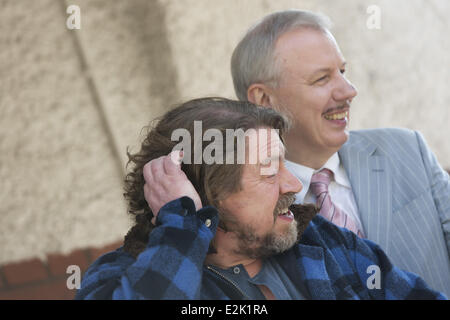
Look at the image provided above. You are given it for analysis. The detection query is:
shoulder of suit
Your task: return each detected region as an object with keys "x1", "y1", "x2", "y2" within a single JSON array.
[
  {"x1": 349, "y1": 127, "x2": 416, "y2": 140},
  {"x1": 348, "y1": 127, "x2": 419, "y2": 147},
  {"x1": 345, "y1": 127, "x2": 423, "y2": 157}
]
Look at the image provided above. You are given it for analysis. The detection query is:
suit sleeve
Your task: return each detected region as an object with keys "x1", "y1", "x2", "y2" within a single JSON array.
[
  {"x1": 75, "y1": 197, "x2": 218, "y2": 300},
  {"x1": 414, "y1": 131, "x2": 450, "y2": 257}
]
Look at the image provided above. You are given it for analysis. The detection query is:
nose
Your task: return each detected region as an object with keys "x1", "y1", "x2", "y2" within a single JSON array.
[
  {"x1": 333, "y1": 74, "x2": 358, "y2": 102},
  {"x1": 280, "y1": 166, "x2": 303, "y2": 194}
]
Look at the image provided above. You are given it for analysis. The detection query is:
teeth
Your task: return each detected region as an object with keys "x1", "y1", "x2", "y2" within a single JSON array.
[
  {"x1": 278, "y1": 208, "x2": 289, "y2": 215},
  {"x1": 324, "y1": 111, "x2": 348, "y2": 120}
]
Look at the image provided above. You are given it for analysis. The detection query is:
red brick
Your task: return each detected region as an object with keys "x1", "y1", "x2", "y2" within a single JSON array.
[
  {"x1": 0, "y1": 271, "x2": 5, "y2": 289},
  {"x1": 88, "y1": 240, "x2": 122, "y2": 262},
  {"x1": 2, "y1": 258, "x2": 49, "y2": 286},
  {"x1": 0, "y1": 278, "x2": 76, "y2": 300},
  {"x1": 47, "y1": 249, "x2": 90, "y2": 277}
]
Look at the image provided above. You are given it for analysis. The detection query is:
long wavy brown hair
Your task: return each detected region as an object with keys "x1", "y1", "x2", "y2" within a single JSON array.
[{"x1": 122, "y1": 97, "x2": 292, "y2": 257}]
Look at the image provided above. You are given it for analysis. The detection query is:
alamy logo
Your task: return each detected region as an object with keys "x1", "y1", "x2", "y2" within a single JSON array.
[
  {"x1": 66, "y1": 5, "x2": 81, "y2": 30},
  {"x1": 171, "y1": 122, "x2": 281, "y2": 175},
  {"x1": 366, "y1": 5, "x2": 381, "y2": 30},
  {"x1": 366, "y1": 265, "x2": 381, "y2": 289},
  {"x1": 66, "y1": 265, "x2": 81, "y2": 290}
]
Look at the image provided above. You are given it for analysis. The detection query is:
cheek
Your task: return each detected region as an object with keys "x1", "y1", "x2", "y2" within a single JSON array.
[
  {"x1": 284, "y1": 93, "x2": 326, "y2": 121},
  {"x1": 259, "y1": 188, "x2": 279, "y2": 217},
  {"x1": 292, "y1": 112, "x2": 322, "y2": 140}
]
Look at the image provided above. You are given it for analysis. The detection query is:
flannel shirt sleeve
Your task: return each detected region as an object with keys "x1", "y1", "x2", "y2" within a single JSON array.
[
  {"x1": 351, "y1": 233, "x2": 448, "y2": 300},
  {"x1": 75, "y1": 196, "x2": 218, "y2": 300}
]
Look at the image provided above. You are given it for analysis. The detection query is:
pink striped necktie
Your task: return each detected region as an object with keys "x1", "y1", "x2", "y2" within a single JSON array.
[{"x1": 310, "y1": 168, "x2": 365, "y2": 238}]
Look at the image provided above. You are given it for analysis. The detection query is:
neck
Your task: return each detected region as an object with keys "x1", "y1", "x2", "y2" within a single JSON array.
[
  {"x1": 204, "y1": 230, "x2": 264, "y2": 277},
  {"x1": 284, "y1": 134, "x2": 338, "y2": 170},
  {"x1": 205, "y1": 254, "x2": 263, "y2": 278}
]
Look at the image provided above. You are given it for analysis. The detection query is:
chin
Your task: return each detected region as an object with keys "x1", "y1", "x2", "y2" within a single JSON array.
[
  {"x1": 271, "y1": 221, "x2": 299, "y2": 252},
  {"x1": 328, "y1": 130, "x2": 349, "y2": 148},
  {"x1": 340, "y1": 130, "x2": 350, "y2": 145}
]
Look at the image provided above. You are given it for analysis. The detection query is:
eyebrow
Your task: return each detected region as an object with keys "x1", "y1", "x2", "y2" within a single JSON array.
[{"x1": 308, "y1": 62, "x2": 347, "y2": 80}]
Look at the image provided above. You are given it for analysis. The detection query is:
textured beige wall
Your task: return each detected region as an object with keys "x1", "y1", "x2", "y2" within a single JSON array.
[
  {"x1": 1, "y1": 0, "x2": 449, "y2": 265},
  {"x1": 164, "y1": 0, "x2": 450, "y2": 165},
  {"x1": 0, "y1": 0, "x2": 131, "y2": 265}
]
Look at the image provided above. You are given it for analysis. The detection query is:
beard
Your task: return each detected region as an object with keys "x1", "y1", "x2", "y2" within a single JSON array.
[
  {"x1": 232, "y1": 219, "x2": 298, "y2": 259},
  {"x1": 219, "y1": 192, "x2": 302, "y2": 259}
]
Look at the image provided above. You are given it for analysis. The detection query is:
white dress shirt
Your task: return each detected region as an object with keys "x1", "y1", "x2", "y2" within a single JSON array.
[{"x1": 285, "y1": 153, "x2": 365, "y2": 234}]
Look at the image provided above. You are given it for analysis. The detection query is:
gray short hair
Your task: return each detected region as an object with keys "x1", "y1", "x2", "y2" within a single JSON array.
[{"x1": 231, "y1": 9, "x2": 332, "y2": 101}]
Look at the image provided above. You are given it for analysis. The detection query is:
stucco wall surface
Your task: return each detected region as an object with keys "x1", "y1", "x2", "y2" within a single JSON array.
[{"x1": 0, "y1": 0, "x2": 448, "y2": 265}]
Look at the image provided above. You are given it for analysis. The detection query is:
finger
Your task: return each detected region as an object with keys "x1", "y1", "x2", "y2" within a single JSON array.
[
  {"x1": 142, "y1": 161, "x2": 154, "y2": 184},
  {"x1": 143, "y1": 156, "x2": 164, "y2": 183},
  {"x1": 164, "y1": 150, "x2": 183, "y2": 175},
  {"x1": 144, "y1": 183, "x2": 157, "y2": 211},
  {"x1": 143, "y1": 183, "x2": 150, "y2": 198},
  {"x1": 144, "y1": 185, "x2": 162, "y2": 214}
]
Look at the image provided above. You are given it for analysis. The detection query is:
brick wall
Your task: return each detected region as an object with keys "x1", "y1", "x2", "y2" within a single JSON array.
[{"x1": 0, "y1": 240, "x2": 122, "y2": 300}]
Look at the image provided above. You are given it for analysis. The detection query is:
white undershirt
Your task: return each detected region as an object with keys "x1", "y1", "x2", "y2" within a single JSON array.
[{"x1": 284, "y1": 153, "x2": 365, "y2": 234}]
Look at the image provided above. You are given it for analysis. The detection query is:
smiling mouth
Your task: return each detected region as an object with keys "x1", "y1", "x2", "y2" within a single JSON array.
[
  {"x1": 275, "y1": 208, "x2": 294, "y2": 222},
  {"x1": 273, "y1": 193, "x2": 296, "y2": 221},
  {"x1": 277, "y1": 208, "x2": 290, "y2": 216},
  {"x1": 323, "y1": 111, "x2": 348, "y2": 121}
]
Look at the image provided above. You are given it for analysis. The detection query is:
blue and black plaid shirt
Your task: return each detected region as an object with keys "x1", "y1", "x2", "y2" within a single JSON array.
[{"x1": 76, "y1": 197, "x2": 446, "y2": 300}]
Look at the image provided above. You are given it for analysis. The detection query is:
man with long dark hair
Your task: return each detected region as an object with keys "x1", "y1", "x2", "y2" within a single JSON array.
[{"x1": 76, "y1": 98, "x2": 445, "y2": 299}]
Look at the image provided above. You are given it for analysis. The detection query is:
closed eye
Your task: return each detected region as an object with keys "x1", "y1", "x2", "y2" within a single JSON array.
[{"x1": 314, "y1": 75, "x2": 329, "y2": 84}]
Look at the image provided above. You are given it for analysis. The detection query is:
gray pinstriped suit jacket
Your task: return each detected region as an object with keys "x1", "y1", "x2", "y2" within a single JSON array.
[{"x1": 339, "y1": 128, "x2": 450, "y2": 296}]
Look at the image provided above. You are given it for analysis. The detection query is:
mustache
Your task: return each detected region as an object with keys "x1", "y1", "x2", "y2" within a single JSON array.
[
  {"x1": 218, "y1": 192, "x2": 297, "y2": 232},
  {"x1": 323, "y1": 101, "x2": 351, "y2": 114},
  {"x1": 273, "y1": 192, "x2": 296, "y2": 217}
]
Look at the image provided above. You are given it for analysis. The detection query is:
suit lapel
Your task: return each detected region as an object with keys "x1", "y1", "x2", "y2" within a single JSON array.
[{"x1": 339, "y1": 133, "x2": 393, "y2": 252}]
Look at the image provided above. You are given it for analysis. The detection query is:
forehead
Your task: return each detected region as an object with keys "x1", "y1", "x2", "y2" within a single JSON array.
[
  {"x1": 245, "y1": 127, "x2": 285, "y2": 159},
  {"x1": 273, "y1": 28, "x2": 344, "y2": 74},
  {"x1": 230, "y1": 128, "x2": 284, "y2": 194},
  {"x1": 239, "y1": 128, "x2": 285, "y2": 180}
]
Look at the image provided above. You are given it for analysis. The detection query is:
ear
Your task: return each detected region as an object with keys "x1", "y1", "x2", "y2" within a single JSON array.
[{"x1": 247, "y1": 83, "x2": 276, "y2": 108}]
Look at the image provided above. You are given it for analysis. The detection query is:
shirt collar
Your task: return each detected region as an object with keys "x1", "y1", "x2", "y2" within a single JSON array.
[{"x1": 284, "y1": 153, "x2": 351, "y2": 204}]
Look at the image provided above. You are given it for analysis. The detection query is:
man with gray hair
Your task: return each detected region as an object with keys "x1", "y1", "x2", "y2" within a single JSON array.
[
  {"x1": 231, "y1": 9, "x2": 450, "y2": 296},
  {"x1": 76, "y1": 98, "x2": 445, "y2": 300}
]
